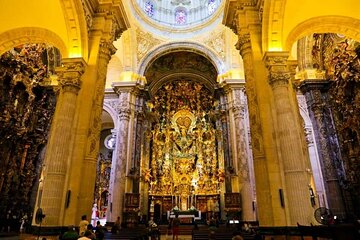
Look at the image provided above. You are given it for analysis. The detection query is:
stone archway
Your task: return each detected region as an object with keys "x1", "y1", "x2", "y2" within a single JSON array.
[
  {"x1": 285, "y1": 16, "x2": 360, "y2": 51},
  {"x1": 138, "y1": 41, "x2": 226, "y2": 77},
  {"x1": 0, "y1": 27, "x2": 67, "y2": 57}
]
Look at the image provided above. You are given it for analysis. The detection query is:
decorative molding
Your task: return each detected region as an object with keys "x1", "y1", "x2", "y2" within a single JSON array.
[
  {"x1": 136, "y1": 28, "x2": 161, "y2": 62},
  {"x1": 205, "y1": 30, "x2": 225, "y2": 61},
  {"x1": 56, "y1": 58, "x2": 87, "y2": 93}
]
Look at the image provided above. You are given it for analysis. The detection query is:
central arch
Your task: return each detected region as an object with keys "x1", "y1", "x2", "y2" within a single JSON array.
[{"x1": 138, "y1": 41, "x2": 226, "y2": 77}]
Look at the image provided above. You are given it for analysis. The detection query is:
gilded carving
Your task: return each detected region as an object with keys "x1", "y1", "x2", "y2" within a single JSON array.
[
  {"x1": 0, "y1": 44, "x2": 56, "y2": 221},
  {"x1": 143, "y1": 80, "x2": 222, "y2": 210}
]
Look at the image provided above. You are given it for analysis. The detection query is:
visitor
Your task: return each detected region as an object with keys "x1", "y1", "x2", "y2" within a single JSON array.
[
  {"x1": 79, "y1": 215, "x2": 89, "y2": 236},
  {"x1": 86, "y1": 224, "x2": 96, "y2": 240},
  {"x1": 78, "y1": 230, "x2": 94, "y2": 240},
  {"x1": 61, "y1": 226, "x2": 78, "y2": 240},
  {"x1": 172, "y1": 214, "x2": 180, "y2": 240},
  {"x1": 95, "y1": 221, "x2": 105, "y2": 240},
  {"x1": 111, "y1": 216, "x2": 120, "y2": 233},
  {"x1": 232, "y1": 235, "x2": 244, "y2": 240}
]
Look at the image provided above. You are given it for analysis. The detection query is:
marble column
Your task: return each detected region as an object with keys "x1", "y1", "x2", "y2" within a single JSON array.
[
  {"x1": 224, "y1": 80, "x2": 254, "y2": 221},
  {"x1": 300, "y1": 80, "x2": 346, "y2": 218},
  {"x1": 77, "y1": 40, "x2": 116, "y2": 219},
  {"x1": 237, "y1": 33, "x2": 273, "y2": 224},
  {"x1": 264, "y1": 52, "x2": 314, "y2": 225},
  {"x1": 131, "y1": 93, "x2": 145, "y2": 194},
  {"x1": 110, "y1": 83, "x2": 137, "y2": 223},
  {"x1": 139, "y1": 129, "x2": 151, "y2": 216},
  {"x1": 34, "y1": 58, "x2": 86, "y2": 226}
]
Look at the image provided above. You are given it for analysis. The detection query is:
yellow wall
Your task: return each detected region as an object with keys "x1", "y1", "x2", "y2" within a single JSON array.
[{"x1": 265, "y1": 0, "x2": 360, "y2": 51}]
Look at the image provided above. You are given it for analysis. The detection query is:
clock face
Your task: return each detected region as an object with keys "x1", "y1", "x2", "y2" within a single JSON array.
[{"x1": 104, "y1": 134, "x2": 116, "y2": 150}]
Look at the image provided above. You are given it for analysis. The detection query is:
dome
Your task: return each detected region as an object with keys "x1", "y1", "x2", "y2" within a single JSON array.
[{"x1": 132, "y1": 0, "x2": 223, "y2": 32}]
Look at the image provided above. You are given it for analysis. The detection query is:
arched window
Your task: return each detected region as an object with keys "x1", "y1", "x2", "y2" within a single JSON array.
[
  {"x1": 208, "y1": 0, "x2": 217, "y2": 14},
  {"x1": 175, "y1": 8, "x2": 187, "y2": 25},
  {"x1": 144, "y1": 1, "x2": 154, "y2": 17}
]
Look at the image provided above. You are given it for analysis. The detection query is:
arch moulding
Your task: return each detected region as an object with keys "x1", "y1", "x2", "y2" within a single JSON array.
[
  {"x1": 138, "y1": 41, "x2": 226, "y2": 77},
  {"x1": 103, "y1": 100, "x2": 119, "y2": 130},
  {"x1": 285, "y1": 16, "x2": 360, "y2": 51},
  {"x1": 0, "y1": 27, "x2": 68, "y2": 57}
]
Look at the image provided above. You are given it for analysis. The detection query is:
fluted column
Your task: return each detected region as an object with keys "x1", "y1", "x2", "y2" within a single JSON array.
[
  {"x1": 237, "y1": 33, "x2": 273, "y2": 224},
  {"x1": 264, "y1": 52, "x2": 314, "y2": 225},
  {"x1": 77, "y1": 40, "x2": 116, "y2": 218},
  {"x1": 224, "y1": 80, "x2": 254, "y2": 221},
  {"x1": 300, "y1": 80, "x2": 346, "y2": 218},
  {"x1": 34, "y1": 58, "x2": 86, "y2": 226}
]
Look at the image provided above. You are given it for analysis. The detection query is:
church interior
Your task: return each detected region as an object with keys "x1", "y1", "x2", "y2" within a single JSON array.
[{"x1": 0, "y1": 0, "x2": 360, "y2": 239}]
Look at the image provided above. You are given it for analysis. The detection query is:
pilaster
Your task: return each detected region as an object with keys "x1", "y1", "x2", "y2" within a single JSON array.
[
  {"x1": 264, "y1": 52, "x2": 314, "y2": 225},
  {"x1": 237, "y1": 32, "x2": 274, "y2": 225},
  {"x1": 108, "y1": 82, "x2": 141, "y2": 223},
  {"x1": 33, "y1": 57, "x2": 86, "y2": 226},
  {"x1": 223, "y1": 79, "x2": 255, "y2": 221},
  {"x1": 76, "y1": 40, "x2": 117, "y2": 222}
]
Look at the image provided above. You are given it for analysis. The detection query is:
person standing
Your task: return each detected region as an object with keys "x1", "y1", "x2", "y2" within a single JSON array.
[
  {"x1": 95, "y1": 221, "x2": 105, "y2": 240},
  {"x1": 172, "y1": 214, "x2": 180, "y2": 240},
  {"x1": 79, "y1": 215, "x2": 89, "y2": 236}
]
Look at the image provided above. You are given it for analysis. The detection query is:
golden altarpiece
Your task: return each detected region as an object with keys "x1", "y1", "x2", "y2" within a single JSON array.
[{"x1": 143, "y1": 80, "x2": 226, "y2": 222}]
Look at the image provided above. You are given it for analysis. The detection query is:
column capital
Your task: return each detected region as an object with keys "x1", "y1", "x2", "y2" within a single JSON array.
[
  {"x1": 221, "y1": 79, "x2": 246, "y2": 94},
  {"x1": 237, "y1": 33, "x2": 252, "y2": 56},
  {"x1": 263, "y1": 51, "x2": 291, "y2": 88},
  {"x1": 56, "y1": 57, "x2": 87, "y2": 93},
  {"x1": 99, "y1": 39, "x2": 117, "y2": 62}
]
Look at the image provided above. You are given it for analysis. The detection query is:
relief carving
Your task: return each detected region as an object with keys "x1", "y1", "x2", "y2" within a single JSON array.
[
  {"x1": 136, "y1": 28, "x2": 161, "y2": 62},
  {"x1": 205, "y1": 31, "x2": 225, "y2": 61}
]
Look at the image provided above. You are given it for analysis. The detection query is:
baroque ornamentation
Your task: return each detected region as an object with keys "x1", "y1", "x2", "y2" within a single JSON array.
[
  {"x1": 81, "y1": 0, "x2": 93, "y2": 34},
  {"x1": 205, "y1": 31, "x2": 225, "y2": 61},
  {"x1": 144, "y1": 80, "x2": 223, "y2": 211},
  {"x1": 56, "y1": 58, "x2": 86, "y2": 93},
  {"x1": 145, "y1": 51, "x2": 218, "y2": 86},
  {"x1": 136, "y1": 29, "x2": 161, "y2": 62},
  {"x1": 0, "y1": 44, "x2": 56, "y2": 224},
  {"x1": 321, "y1": 34, "x2": 360, "y2": 195},
  {"x1": 236, "y1": 33, "x2": 251, "y2": 53}
]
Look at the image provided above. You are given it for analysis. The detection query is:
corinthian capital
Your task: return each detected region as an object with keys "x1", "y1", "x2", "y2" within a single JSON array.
[
  {"x1": 268, "y1": 72, "x2": 291, "y2": 88},
  {"x1": 237, "y1": 33, "x2": 251, "y2": 56},
  {"x1": 56, "y1": 58, "x2": 87, "y2": 93},
  {"x1": 99, "y1": 39, "x2": 117, "y2": 62},
  {"x1": 263, "y1": 52, "x2": 291, "y2": 88}
]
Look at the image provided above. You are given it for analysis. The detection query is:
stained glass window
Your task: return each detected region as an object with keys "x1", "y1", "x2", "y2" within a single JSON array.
[
  {"x1": 144, "y1": 1, "x2": 154, "y2": 17},
  {"x1": 175, "y1": 9, "x2": 187, "y2": 25},
  {"x1": 208, "y1": 0, "x2": 217, "y2": 14}
]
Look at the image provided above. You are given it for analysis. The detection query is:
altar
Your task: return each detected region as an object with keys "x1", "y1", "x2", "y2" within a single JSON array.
[{"x1": 167, "y1": 210, "x2": 202, "y2": 223}]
